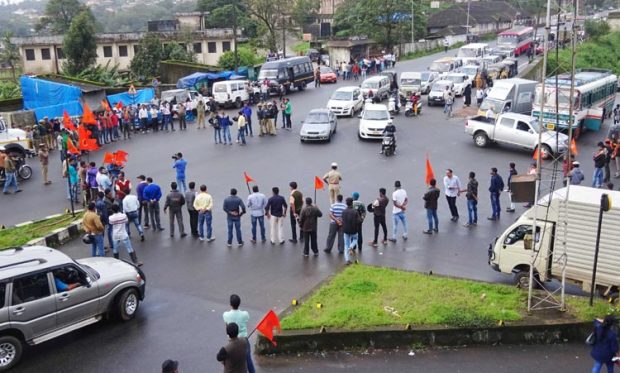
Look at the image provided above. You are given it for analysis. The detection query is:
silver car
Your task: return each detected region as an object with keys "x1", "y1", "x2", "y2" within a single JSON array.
[
  {"x1": 300, "y1": 109, "x2": 337, "y2": 142},
  {"x1": 0, "y1": 246, "x2": 146, "y2": 371}
]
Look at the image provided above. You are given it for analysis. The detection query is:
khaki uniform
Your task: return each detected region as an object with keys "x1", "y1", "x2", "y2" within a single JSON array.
[
  {"x1": 323, "y1": 169, "x2": 342, "y2": 204},
  {"x1": 38, "y1": 148, "x2": 49, "y2": 184}
]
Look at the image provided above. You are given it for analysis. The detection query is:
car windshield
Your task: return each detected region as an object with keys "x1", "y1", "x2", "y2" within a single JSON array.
[
  {"x1": 446, "y1": 75, "x2": 465, "y2": 83},
  {"x1": 213, "y1": 85, "x2": 227, "y2": 93},
  {"x1": 320, "y1": 67, "x2": 333, "y2": 74},
  {"x1": 430, "y1": 62, "x2": 451, "y2": 72},
  {"x1": 331, "y1": 91, "x2": 352, "y2": 100},
  {"x1": 258, "y1": 69, "x2": 278, "y2": 79},
  {"x1": 480, "y1": 98, "x2": 503, "y2": 113},
  {"x1": 461, "y1": 67, "x2": 478, "y2": 75},
  {"x1": 362, "y1": 81, "x2": 379, "y2": 89},
  {"x1": 420, "y1": 72, "x2": 431, "y2": 80},
  {"x1": 401, "y1": 78, "x2": 421, "y2": 86},
  {"x1": 432, "y1": 83, "x2": 449, "y2": 92},
  {"x1": 305, "y1": 112, "x2": 329, "y2": 123},
  {"x1": 457, "y1": 48, "x2": 479, "y2": 58},
  {"x1": 363, "y1": 109, "x2": 388, "y2": 120}
]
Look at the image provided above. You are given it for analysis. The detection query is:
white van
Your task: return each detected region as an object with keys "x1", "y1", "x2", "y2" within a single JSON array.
[
  {"x1": 327, "y1": 86, "x2": 364, "y2": 117},
  {"x1": 360, "y1": 76, "x2": 391, "y2": 101},
  {"x1": 399, "y1": 71, "x2": 439, "y2": 96},
  {"x1": 456, "y1": 43, "x2": 488, "y2": 65},
  {"x1": 212, "y1": 80, "x2": 250, "y2": 108}
]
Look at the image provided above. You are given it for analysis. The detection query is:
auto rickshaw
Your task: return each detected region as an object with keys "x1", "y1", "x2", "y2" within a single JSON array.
[
  {"x1": 500, "y1": 58, "x2": 519, "y2": 78},
  {"x1": 487, "y1": 64, "x2": 504, "y2": 80}
]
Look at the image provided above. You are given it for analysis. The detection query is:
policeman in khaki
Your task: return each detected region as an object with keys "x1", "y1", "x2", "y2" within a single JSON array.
[{"x1": 323, "y1": 162, "x2": 343, "y2": 204}]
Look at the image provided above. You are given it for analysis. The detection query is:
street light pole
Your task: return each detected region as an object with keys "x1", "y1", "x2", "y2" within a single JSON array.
[
  {"x1": 466, "y1": 0, "x2": 471, "y2": 34},
  {"x1": 232, "y1": 0, "x2": 238, "y2": 73},
  {"x1": 411, "y1": 0, "x2": 415, "y2": 44}
]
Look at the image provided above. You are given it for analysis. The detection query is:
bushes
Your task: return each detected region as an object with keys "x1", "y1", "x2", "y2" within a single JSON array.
[
  {"x1": 217, "y1": 46, "x2": 263, "y2": 70},
  {"x1": 547, "y1": 32, "x2": 620, "y2": 76}
]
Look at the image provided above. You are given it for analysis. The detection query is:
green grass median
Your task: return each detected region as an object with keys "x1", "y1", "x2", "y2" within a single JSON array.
[
  {"x1": 0, "y1": 213, "x2": 83, "y2": 249},
  {"x1": 281, "y1": 265, "x2": 618, "y2": 330}
]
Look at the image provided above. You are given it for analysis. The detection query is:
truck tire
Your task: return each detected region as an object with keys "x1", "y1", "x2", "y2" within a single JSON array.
[
  {"x1": 235, "y1": 97, "x2": 242, "y2": 109},
  {"x1": 0, "y1": 335, "x2": 23, "y2": 371},
  {"x1": 18, "y1": 165, "x2": 32, "y2": 181},
  {"x1": 473, "y1": 132, "x2": 489, "y2": 147},
  {"x1": 514, "y1": 271, "x2": 541, "y2": 289},
  {"x1": 116, "y1": 288, "x2": 140, "y2": 321},
  {"x1": 540, "y1": 144, "x2": 552, "y2": 160}
]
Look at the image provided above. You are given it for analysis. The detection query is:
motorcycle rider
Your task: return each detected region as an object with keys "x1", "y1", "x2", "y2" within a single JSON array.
[{"x1": 380, "y1": 122, "x2": 397, "y2": 155}]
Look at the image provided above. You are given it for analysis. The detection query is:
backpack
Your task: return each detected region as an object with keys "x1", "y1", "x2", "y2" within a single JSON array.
[{"x1": 354, "y1": 202, "x2": 366, "y2": 222}]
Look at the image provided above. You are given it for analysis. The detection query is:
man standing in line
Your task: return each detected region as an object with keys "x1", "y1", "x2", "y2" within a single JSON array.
[
  {"x1": 177, "y1": 102, "x2": 187, "y2": 131},
  {"x1": 247, "y1": 185, "x2": 267, "y2": 243},
  {"x1": 341, "y1": 197, "x2": 360, "y2": 265},
  {"x1": 351, "y1": 192, "x2": 366, "y2": 251},
  {"x1": 172, "y1": 153, "x2": 187, "y2": 193},
  {"x1": 422, "y1": 178, "x2": 440, "y2": 234},
  {"x1": 443, "y1": 169, "x2": 461, "y2": 221},
  {"x1": 163, "y1": 182, "x2": 186, "y2": 238},
  {"x1": 136, "y1": 175, "x2": 149, "y2": 228},
  {"x1": 368, "y1": 188, "x2": 389, "y2": 247},
  {"x1": 38, "y1": 143, "x2": 51, "y2": 185},
  {"x1": 461, "y1": 171, "x2": 479, "y2": 228},
  {"x1": 488, "y1": 167, "x2": 505, "y2": 221},
  {"x1": 185, "y1": 181, "x2": 199, "y2": 238},
  {"x1": 506, "y1": 162, "x2": 517, "y2": 213},
  {"x1": 222, "y1": 294, "x2": 255, "y2": 373},
  {"x1": 194, "y1": 184, "x2": 215, "y2": 242},
  {"x1": 144, "y1": 177, "x2": 164, "y2": 231},
  {"x1": 219, "y1": 110, "x2": 233, "y2": 145},
  {"x1": 266, "y1": 186, "x2": 287, "y2": 245},
  {"x1": 389, "y1": 180, "x2": 408, "y2": 242},
  {"x1": 288, "y1": 182, "x2": 303, "y2": 243},
  {"x1": 299, "y1": 197, "x2": 322, "y2": 257},
  {"x1": 323, "y1": 194, "x2": 346, "y2": 254},
  {"x1": 223, "y1": 188, "x2": 246, "y2": 247},
  {"x1": 122, "y1": 188, "x2": 145, "y2": 241},
  {"x1": 216, "y1": 323, "x2": 248, "y2": 373},
  {"x1": 323, "y1": 162, "x2": 342, "y2": 204},
  {"x1": 235, "y1": 111, "x2": 247, "y2": 145},
  {"x1": 139, "y1": 105, "x2": 148, "y2": 131},
  {"x1": 196, "y1": 99, "x2": 206, "y2": 129},
  {"x1": 314, "y1": 67, "x2": 321, "y2": 87},
  {"x1": 283, "y1": 98, "x2": 292, "y2": 130},
  {"x1": 242, "y1": 103, "x2": 253, "y2": 137},
  {"x1": 109, "y1": 204, "x2": 143, "y2": 266},
  {"x1": 83, "y1": 202, "x2": 105, "y2": 257}
]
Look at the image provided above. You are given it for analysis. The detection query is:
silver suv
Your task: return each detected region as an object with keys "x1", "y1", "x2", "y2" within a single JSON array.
[{"x1": 0, "y1": 246, "x2": 146, "y2": 371}]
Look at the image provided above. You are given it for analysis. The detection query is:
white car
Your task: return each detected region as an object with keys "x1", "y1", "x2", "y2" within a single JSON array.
[
  {"x1": 427, "y1": 80, "x2": 455, "y2": 106},
  {"x1": 300, "y1": 109, "x2": 337, "y2": 142},
  {"x1": 327, "y1": 86, "x2": 364, "y2": 117},
  {"x1": 444, "y1": 73, "x2": 470, "y2": 96},
  {"x1": 358, "y1": 104, "x2": 391, "y2": 140},
  {"x1": 458, "y1": 65, "x2": 480, "y2": 83},
  {"x1": 212, "y1": 80, "x2": 250, "y2": 109}
]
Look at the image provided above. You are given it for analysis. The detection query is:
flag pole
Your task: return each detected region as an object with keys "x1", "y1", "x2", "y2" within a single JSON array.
[{"x1": 246, "y1": 181, "x2": 251, "y2": 194}]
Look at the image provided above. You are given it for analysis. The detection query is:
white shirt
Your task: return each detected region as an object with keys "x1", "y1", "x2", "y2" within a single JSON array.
[
  {"x1": 122, "y1": 194, "x2": 140, "y2": 213},
  {"x1": 138, "y1": 108, "x2": 148, "y2": 119},
  {"x1": 476, "y1": 90, "x2": 484, "y2": 99},
  {"x1": 109, "y1": 212, "x2": 129, "y2": 241},
  {"x1": 392, "y1": 189, "x2": 408, "y2": 214},
  {"x1": 443, "y1": 175, "x2": 461, "y2": 197},
  {"x1": 486, "y1": 109, "x2": 495, "y2": 119},
  {"x1": 96, "y1": 172, "x2": 111, "y2": 192}
]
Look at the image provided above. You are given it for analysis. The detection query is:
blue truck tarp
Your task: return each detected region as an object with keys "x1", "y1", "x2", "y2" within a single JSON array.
[
  {"x1": 20, "y1": 76, "x2": 84, "y2": 121},
  {"x1": 106, "y1": 88, "x2": 155, "y2": 107},
  {"x1": 176, "y1": 69, "x2": 251, "y2": 89}
]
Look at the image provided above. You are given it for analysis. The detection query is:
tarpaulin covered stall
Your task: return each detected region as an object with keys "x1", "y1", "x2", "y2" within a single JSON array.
[{"x1": 106, "y1": 88, "x2": 155, "y2": 107}]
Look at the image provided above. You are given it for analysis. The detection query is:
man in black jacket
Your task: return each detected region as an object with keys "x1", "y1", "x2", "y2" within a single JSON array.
[
  {"x1": 423, "y1": 179, "x2": 440, "y2": 234},
  {"x1": 216, "y1": 323, "x2": 248, "y2": 373},
  {"x1": 163, "y1": 182, "x2": 186, "y2": 238},
  {"x1": 299, "y1": 197, "x2": 322, "y2": 257},
  {"x1": 341, "y1": 197, "x2": 360, "y2": 265}
]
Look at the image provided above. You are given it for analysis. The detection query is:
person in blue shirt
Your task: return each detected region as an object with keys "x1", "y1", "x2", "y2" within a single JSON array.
[
  {"x1": 218, "y1": 111, "x2": 232, "y2": 145},
  {"x1": 590, "y1": 315, "x2": 619, "y2": 373},
  {"x1": 172, "y1": 153, "x2": 187, "y2": 193},
  {"x1": 143, "y1": 177, "x2": 164, "y2": 231},
  {"x1": 242, "y1": 103, "x2": 253, "y2": 137},
  {"x1": 53, "y1": 269, "x2": 80, "y2": 292},
  {"x1": 488, "y1": 167, "x2": 505, "y2": 221}
]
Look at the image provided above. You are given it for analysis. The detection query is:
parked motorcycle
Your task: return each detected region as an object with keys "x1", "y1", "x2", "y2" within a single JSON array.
[{"x1": 0, "y1": 143, "x2": 33, "y2": 183}]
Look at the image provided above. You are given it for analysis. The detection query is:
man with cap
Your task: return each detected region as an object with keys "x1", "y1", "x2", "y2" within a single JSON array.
[
  {"x1": 569, "y1": 161, "x2": 584, "y2": 185},
  {"x1": 323, "y1": 162, "x2": 343, "y2": 204},
  {"x1": 38, "y1": 143, "x2": 51, "y2": 185},
  {"x1": 266, "y1": 102, "x2": 276, "y2": 135},
  {"x1": 256, "y1": 102, "x2": 266, "y2": 136},
  {"x1": 216, "y1": 323, "x2": 248, "y2": 373},
  {"x1": 161, "y1": 359, "x2": 179, "y2": 373}
]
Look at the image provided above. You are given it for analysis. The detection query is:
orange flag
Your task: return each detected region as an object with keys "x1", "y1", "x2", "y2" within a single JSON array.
[
  {"x1": 115, "y1": 150, "x2": 128, "y2": 164},
  {"x1": 81, "y1": 103, "x2": 97, "y2": 125},
  {"x1": 244, "y1": 172, "x2": 254, "y2": 183},
  {"x1": 255, "y1": 310, "x2": 281, "y2": 346},
  {"x1": 314, "y1": 176, "x2": 325, "y2": 190},
  {"x1": 66, "y1": 137, "x2": 80, "y2": 155},
  {"x1": 532, "y1": 147, "x2": 541, "y2": 160},
  {"x1": 78, "y1": 125, "x2": 99, "y2": 151},
  {"x1": 63, "y1": 110, "x2": 76, "y2": 131},
  {"x1": 570, "y1": 138, "x2": 578, "y2": 155},
  {"x1": 115, "y1": 101, "x2": 123, "y2": 110},
  {"x1": 425, "y1": 154, "x2": 435, "y2": 186},
  {"x1": 103, "y1": 152, "x2": 115, "y2": 164},
  {"x1": 101, "y1": 99, "x2": 112, "y2": 112}
]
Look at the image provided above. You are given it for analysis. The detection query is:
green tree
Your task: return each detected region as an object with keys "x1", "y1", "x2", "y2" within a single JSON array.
[
  {"x1": 290, "y1": 0, "x2": 320, "y2": 29},
  {"x1": 129, "y1": 33, "x2": 164, "y2": 80},
  {"x1": 163, "y1": 42, "x2": 195, "y2": 62},
  {"x1": 63, "y1": 11, "x2": 98, "y2": 75},
  {"x1": 197, "y1": 0, "x2": 258, "y2": 37},
  {"x1": 217, "y1": 46, "x2": 262, "y2": 69},
  {"x1": 0, "y1": 31, "x2": 20, "y2": 82},
  {"x1": 36, "y1": 0, "x2": 96, "y2": 34},
  {"x1": 547, "y1": 32, "x2": 620, "y2": 76},
  {"x1": 245, "y1": 0, "x2": 282, "y2": 52},
  {"x1": 585, "y1": 19, "x2": 610, "y2": 40}
]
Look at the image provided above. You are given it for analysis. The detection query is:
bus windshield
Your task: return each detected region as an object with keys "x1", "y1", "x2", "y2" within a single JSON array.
[{"x1": 498, "y1": 34, "x2": 518, "y2": 45}]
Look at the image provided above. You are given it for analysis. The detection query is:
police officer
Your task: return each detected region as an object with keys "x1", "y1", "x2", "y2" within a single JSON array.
[
  {"x1": 163, "y1": 181, "x2": 186, "y2": 238},
  {"x1": 323, "y1": 162, "x2": 343, "y2": 204}
]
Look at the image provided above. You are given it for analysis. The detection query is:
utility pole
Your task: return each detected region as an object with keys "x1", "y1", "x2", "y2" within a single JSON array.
[
  {"x1": 466, "y1": 0, "x2": 471, "y2": 34},
  {"x1": 411, "y1": 0, "x2": 415, "y2": 44},
  {"x1": 232, "y1": 0, "x2": 238, "y2": 73},
  {"x1": 282, "y1": 12, "x2": 286, "y2": 58}
]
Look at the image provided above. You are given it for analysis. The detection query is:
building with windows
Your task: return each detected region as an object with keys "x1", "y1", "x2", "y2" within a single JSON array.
[{"x1": 11, "y1": 13, "x2": 235, "y2": 75}]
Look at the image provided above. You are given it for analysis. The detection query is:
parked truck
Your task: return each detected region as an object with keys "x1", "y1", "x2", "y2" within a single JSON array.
[
  {"x1": 464, "y1": 112, "x2": 568, "y2": 158},
  {"x1": 478, "y1": 78, "x2": 537, "y2": 117},
  {"x1": 488, "y1": 186, "x2": 620, "y2": 294}
]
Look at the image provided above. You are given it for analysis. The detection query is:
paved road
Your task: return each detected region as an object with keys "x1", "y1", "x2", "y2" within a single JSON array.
[{"x1": 4, "y1": 46, "x2": 613, "y2": 372}]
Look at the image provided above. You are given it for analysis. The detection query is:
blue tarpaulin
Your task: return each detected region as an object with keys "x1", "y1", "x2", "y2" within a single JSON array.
[
  {"x1": 106, "y1": 88, "x2": 155, "y2": 107},
  {"x1": 20, "y1": 76, "x2": 84, "y2": 121},
  {"x1": 33, "y1": 101, "x2": 83, "y2": 122},
  {"x1": 176, "y1": 71, "x2": 240, "y2": 89}
]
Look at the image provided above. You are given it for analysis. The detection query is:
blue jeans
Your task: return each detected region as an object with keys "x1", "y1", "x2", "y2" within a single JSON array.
[
  {"x1": 3, "y1": 172, "x2": 18, "y2": 193},
  {"x1": 344, "y1": 233, "x2": 358, "y2": 262},
  {"x1": 467, "y1": 199, "x2": 478, "y2": 224},
  {"x1": 392, "y1": 212, "x2": 408, "y2": 239},
  {"x1": 221, "y1": 126, "x2": 232, "y2": 144},
  {"x1": 251, "y1": 215, "x2": 265, "y2": 241},
  {"x1": 490, "y1": 192, "x2": 501, "y2": 218},
  {"x1": 246, "y1": 338, "x2": 255, "y2": 373},
  {"x1": 592, "y1": 360, "x2": 614, "y2": 373},
  {"x1": 592, "y1": 167, "x2": 604, "y2": 187},
  {"x1": 176, "y1": 178, "x2": 187, "y2": 193},
  {"x1": 426, "y1": 208, "x2": 438, "y2": 231},
  {"x1": 91, "y1": 234, "x2": 104, "y2": 256},
  {"x1": 245, "y1": 118, "x2": 253, "y2": 136},
  {"x1": 237, "y1": 128, "x2": 246, "y2": 144},
  {"x1": 113, "y1": 237, "x2": 134, "y2": 255},
  {"x1": 227, "y1": 217, "x2": 243, "y2": 244},
  {"x1": 125, "y1": 211, "x2": 144, "y2": 236},
  {"x1": 214, "y1": 128, "x2": 222, "y2": 143},
  {"x1": 198, "y1": 211, "x2": 212, "y2": 239}
]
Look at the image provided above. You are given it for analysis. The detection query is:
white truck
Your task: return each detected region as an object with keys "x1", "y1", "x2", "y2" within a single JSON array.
[
  {"x1": 478, "y1": 78, "x2": 537, "y2": 117},
  {"x1": 465, "y1": 112, "x2": 568, "y2": 158},
  {"x1": 0, "y1": 116, "x2": 31, "y2": 151},
  {"x1": 488, "y1": 186, "x2": 620, "y2": 294}
]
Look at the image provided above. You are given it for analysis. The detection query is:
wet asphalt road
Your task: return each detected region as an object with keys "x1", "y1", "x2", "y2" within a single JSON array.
[{"x1": 3, "y1": 46, "x2": 613, "y2": 372}]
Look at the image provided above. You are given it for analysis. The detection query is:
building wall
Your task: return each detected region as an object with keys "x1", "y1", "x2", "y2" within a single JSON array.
[{"x1": 609, "y1": 13, "x2": 620, "y2": 32}]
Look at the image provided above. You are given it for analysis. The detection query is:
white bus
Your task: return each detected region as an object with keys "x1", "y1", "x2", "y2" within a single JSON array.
[{"x1": 456, "y1": 43, "x2": 488, "y2": 65}]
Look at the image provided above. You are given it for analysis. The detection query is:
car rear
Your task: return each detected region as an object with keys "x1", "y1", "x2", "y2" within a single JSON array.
[
  {"x1": 300, "y1": 110, "x2": 332, "y2": 142},
  {"x1": 359, "y1": 104, "x2": 390, "y2": 140}
]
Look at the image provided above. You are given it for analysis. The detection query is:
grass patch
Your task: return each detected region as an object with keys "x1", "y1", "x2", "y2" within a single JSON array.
[
  {"x1": 281, "y1": 265, "x2": 619, "y2": 330},
  {"x1": 0, "y1": 212, "x2": 83, "y2": 249},
  {"x1": 293, "y1": 41, "x2": 310, "y2": 54},
  {"x1": 401, "y1": 42, "x2": 465, "y2": 61}
]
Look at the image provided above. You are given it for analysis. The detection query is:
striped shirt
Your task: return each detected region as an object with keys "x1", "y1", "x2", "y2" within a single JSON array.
[{"x1": 329, "y1": 202, "x2": 347, "y2": 223}]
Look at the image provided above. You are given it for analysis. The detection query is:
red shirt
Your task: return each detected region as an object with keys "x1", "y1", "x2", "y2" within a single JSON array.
[{"x1": 111, "y1": 113, "x2": 119, "y2": 127}]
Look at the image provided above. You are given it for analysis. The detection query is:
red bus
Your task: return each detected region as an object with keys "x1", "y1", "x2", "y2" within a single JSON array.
[{"x1": 497, "y1": 26, "x2": 534, "y2": 56}]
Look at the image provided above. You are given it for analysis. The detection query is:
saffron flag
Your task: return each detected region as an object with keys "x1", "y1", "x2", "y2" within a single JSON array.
[
  {"x1": 532, "y1": 147, "x2": 541, "y2": 160},
  {"x1": 103, "y1": 152, "x2": 115, "y2": 164},
  {"x1": 115, "y1": 101, "x2": 123, "y2": 110},
  {"x1": 63, "y1": 111, "x2": 76, "y2": 131},
  {"x1": 66, "y1": 137, "x2": 80, "y2": 155},
  {"x1": 255, "y1": 310, "x2": 281, "y2": 346},
  {"x1": 101, "y1": 99, "x2": 112, "y2": 112},
  {"x1": 425, "y1": 154, "x2": 435, "y2": 186},
  {"x1": 314, "y1": 176, "x2": 325, "y2": 190},
  {"x1": 77, "y1": 125, "x2": 99, "y2": 151},
  {"x1": 81, "y1": 103, "x2": 97, "y2": 125},
  {"x1": 115, "y1": 150, "x2": 128, "y2": 164},
  {"x1": 244, "y1": 172, "x2": 254, "y2": 183},
  {"x1": 570, "y1": 138, "x2": 578, "y2": 155}
]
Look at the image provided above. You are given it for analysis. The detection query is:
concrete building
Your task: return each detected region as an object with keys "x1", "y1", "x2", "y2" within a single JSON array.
[
  {"x1": 427, "y1": 1, "x2": 526, "y2": 36},
  {"x1": 11, "y1": 13, "x2": 235, "y2": 75}
]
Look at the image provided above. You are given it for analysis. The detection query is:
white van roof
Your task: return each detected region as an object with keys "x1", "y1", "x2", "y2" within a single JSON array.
[
  {"x1": 400, "y1": 72, "x2": 422, "y2": 79},
  {"x1": 336, "y1": 86, "x2": 360, "y2": 92},
  {"x1": 363, "y1": 75, "x2": 388, "y2": 82}
]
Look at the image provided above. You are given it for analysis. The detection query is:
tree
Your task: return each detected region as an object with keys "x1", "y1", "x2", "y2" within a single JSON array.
[
  {"x1": 63, "y1": 11, "x2": 98, "y2": 75},
  {"x1": 129, "y1": 33, "x2": 164, "y2": 80},
  {"x1": 0, "y1": 31, "x2": 20, "y2": 82},
  {"x1": 163, "y1": 42, "x2": 195, "y2": 62},
  {"x1": 36, "y1": 0, "x2": 95, "y2": 34},
  {"x1": 245, "y1": 0, "x2": 282, "y2": 52},
  {"x1": 217, "y1": 46, "x2": 262, "y2": 69},
  {"x1": 196, "y1": 0, "x2": 258, "y2": 37},
  {"x1": 585, "y1": 19, "x2": 610, "y2": 40},
  {"x1": 290, "y1": 0, "x2": 320, "y2": 29}
]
